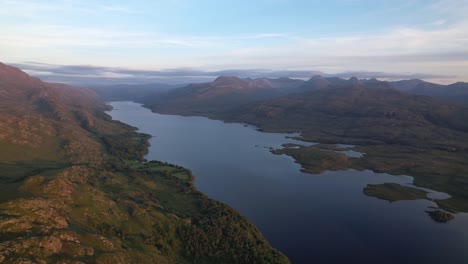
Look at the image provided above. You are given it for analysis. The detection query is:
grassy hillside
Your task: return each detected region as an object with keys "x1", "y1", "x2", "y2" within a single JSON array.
[{"x1": 0, "y1": 63, "x2": 289, "y2": 263}]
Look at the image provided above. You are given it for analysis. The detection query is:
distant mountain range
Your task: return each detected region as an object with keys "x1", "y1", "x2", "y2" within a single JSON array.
[
  {"x1": 137, "y1": 75, "x2": 468, "y2": 118},
  {"x1": 391, "y1": 79, "x2": 468, "y2": 104},
  {"x1": 295, "y1": 76, "x2": 468, "y2": 105},
  {"x1": 139, "y1": 75, "x2": 468, "y2": 148},
  {"x1": 139, "y1": 76, "x2": 306, "y2": 116}
]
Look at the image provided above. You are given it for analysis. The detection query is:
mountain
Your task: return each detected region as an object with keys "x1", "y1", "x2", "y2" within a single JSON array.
[
  {"x1": 142, "y1": 74, "x2": 468, "y2": 118},
  {"x1": 92, "y1": 83, "x2": 177, "y2": 102},
  {"x1": 390, "y1": 79, "x2": 438, "y2": 92},
  {"x1": 0, "y1": 63, "x2": 289, "y2": 263},
  {"x1": 391, "y1": 79, "x2": 468, "y2": 104},
  {"x1": 0, "y1": 62, "x2": 105, "y2": 163},
  {"x1": 142, "y1": 76, "x2": 305, "y2": 116},
  {"x1": 229, "y1": 82, "x2": 468, "y2": 148}
]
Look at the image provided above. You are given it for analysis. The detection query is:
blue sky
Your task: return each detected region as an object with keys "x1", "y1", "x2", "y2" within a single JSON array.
[{"x1": 1, "y1": 0, "x2": 468, "y2": 83}]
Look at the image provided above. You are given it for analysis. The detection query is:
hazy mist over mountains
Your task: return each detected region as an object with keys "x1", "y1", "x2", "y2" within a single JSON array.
[{"x1": 11, "y1": 62, "x2": 460, "y2": 86}]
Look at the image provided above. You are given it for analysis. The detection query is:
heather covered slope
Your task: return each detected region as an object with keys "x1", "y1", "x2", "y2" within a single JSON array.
[{"x1": 0, "y1": 63, "x2": 289, "y2": 263}]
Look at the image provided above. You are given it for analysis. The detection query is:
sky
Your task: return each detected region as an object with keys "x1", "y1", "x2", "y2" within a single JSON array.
[{"x1": 1, "y1": 0, "x2": 468, "y2": 84}]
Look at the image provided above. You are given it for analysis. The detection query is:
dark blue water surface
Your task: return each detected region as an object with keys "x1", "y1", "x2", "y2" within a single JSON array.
[{"x1": 108, "y1": 101, "x2": 468, "y2": 264}]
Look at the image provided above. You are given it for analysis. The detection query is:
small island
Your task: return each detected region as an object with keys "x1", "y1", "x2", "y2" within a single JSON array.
[
  {"x1": 272, "y1": 144, "x2": 351, "y2": 174},
  {"x1": 426, "y1": 210, "x2": 455, "y2": 223},
  {"x1": 363, "y1": 183, "x2": 428, "y2": 202}
]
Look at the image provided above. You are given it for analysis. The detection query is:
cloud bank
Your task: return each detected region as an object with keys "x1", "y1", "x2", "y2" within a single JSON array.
[
  {"x1": 12, "y1": 62, "x2": 457, "y2": 86},
  {"x1": 1, "y1": 0, "x2": 467, "y2": 83}
]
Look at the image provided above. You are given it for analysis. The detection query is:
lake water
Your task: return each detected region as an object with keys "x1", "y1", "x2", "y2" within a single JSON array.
[{"x1": 108, "y1": 101, "x2": 468, "y2": 264}]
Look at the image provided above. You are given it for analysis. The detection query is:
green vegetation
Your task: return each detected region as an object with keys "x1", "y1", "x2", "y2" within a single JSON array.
[
  {"x1": 0, "y1": 64, "x2": 289, "y2": 263},
  {"x1": 363, "y1": 183, "x2": 428, "y2": 202},
  {"x1": 426, "y1": 210, "x2": 455, "y2": 223},
  {"x1": 273, "y1": 144, "x2": 468, "y2": 213},
  {"x1": 102, "y1": 132, "x2": 151, "y2": 161},
  {"x1": 272, "y1": 144, "x2": 351, "y2": 174},
  {"x1": 0, "y1": 161, "x2": 68, "y2": 202}
]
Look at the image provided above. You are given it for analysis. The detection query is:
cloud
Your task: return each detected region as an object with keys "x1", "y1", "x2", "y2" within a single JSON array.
[
  {"x1": 190, "y1": 21, "x2": 468, "y2": 82},
  {"x1": 10, "y1": 62, "x2": 457, "y2": 86},
  {"x1": 1, "y1": 1, "x2": 467, "y2": 82}
]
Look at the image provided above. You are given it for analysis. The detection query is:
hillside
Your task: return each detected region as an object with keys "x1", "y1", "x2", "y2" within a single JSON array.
[
  {"x1": 226, "y1": 83, "x2": 468, "y2": 212},
  {"x1": 138, "y1": 75, "x2": 468, "y2": 118},
  {"x1": 142, "y1": 76, "x2": 304, "y2": 116},
  {"x1": 231, "y1": 83, "x2": 468, "y2": 148},
  {"x1": 0, "y1": 63, "x2": 289, "y2": 263},
  {"x1": 391, "y1": 79, "x2": 468, "y2": 105}
]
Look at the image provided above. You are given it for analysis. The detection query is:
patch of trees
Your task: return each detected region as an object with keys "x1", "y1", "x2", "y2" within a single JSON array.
[
  {"x1": 102, "y1": 132, "x2": 150, "y2": 161},
  {"x1": 179, "y1": 199, "x2": 289, "y2": 264}
]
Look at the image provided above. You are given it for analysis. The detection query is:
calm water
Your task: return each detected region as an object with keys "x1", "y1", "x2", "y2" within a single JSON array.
[{"x1": 108, "y1": 101, "x2": 468, "y2": 264}]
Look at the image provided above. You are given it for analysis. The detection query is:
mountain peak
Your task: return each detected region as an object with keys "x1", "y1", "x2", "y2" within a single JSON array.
[
  {"x1": 214, "y1": 76, "x2": 244, "y2": 84},
  {"x1": 310, "y1": 75, "x2": 325, "y2": 81},
  {"x1": 249, "y1": 78, "x2": 273, "y2": 88},
  {"x1": 349, "y1": 77, "x2": 361, "y2": 85}
]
